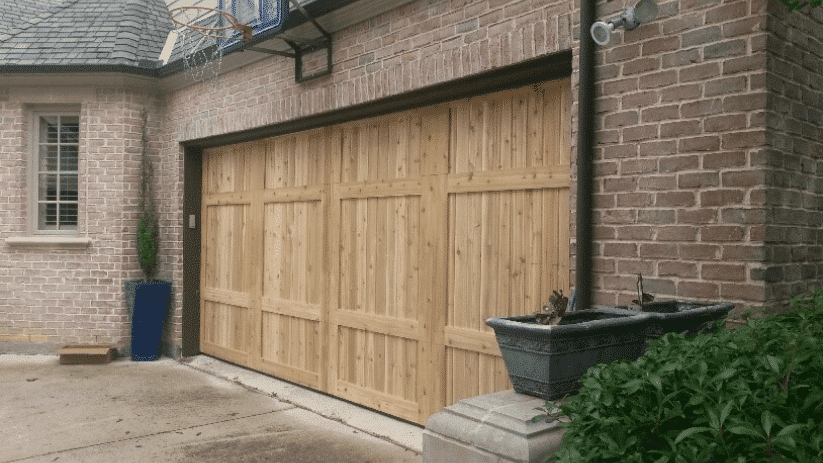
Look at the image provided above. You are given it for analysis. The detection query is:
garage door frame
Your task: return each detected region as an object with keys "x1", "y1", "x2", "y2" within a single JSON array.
[{"x1": 180, "y1": 50, "x2": 572, "y2": 405}]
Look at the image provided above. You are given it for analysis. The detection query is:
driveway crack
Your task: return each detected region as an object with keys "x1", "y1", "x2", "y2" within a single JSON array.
[{"x1": 2, "y1": 409, "x2": 295, "y2": 463}]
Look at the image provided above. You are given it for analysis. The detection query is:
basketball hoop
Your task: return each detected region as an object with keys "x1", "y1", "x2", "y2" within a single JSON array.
[
  {"x1": 169, "y1": 6, "x2": 253, "y2": 41},
  {"x1": 166, "y1": 6, "x2": 251, "y2": 88}
]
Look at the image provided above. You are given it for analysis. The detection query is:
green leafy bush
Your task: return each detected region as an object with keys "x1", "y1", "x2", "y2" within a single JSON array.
[
  {"x1": 537, "y1": 288, "x2": 823, "y2": 462},
  {"x1": 137, "y1": 215, "x2": 157, "y2": 277},
  {"x1": 136, "y1": 109, "x2": 158, "y2": 281},
  {"x1": 779, "y1": 0, "x2": 822, "y2": 11}
]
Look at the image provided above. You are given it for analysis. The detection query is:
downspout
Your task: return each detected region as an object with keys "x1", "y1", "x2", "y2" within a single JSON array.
[{"x1": 576, "y1": 0, "x2": 596, "y2": 311}]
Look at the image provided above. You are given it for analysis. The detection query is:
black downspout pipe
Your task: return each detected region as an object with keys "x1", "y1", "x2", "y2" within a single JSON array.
[{"x1": 576, "y1": 0, "x2": 596, "y2": 311}]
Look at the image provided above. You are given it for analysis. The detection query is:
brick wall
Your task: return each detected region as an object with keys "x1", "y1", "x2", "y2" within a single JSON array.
[
  {"x1": 161, "y1": 0, "x2": 577, "y2": 353},
  {"x1": 762, "y1": 2, "x2": 823, "y2": 310},
  {"x1": 167, "y1": 0, "x2": 574, "y2": 140},
  {"x1": 576, "y1": 0, "x2": 776, "y2": 316},
  {"x1": 0, "y1": 86, "x2": 162, "y2": 353},
  {"x1": 3, "y1": 0, "x2": 819, "y2": 353}
]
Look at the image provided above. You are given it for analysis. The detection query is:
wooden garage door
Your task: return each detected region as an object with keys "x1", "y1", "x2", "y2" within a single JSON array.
[{"x1": 201, "y1": 79, "x2": 570, "y2": 424}]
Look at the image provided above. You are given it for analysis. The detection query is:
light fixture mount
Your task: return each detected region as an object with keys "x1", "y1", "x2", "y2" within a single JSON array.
[{"x1": 591, "y1": 0, "x2": 659, "y2": 46}]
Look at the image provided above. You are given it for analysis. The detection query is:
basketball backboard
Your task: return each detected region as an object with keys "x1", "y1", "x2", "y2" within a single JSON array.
[{"x1": 217, "y1": 0, "x2": 288, "y2": 49}]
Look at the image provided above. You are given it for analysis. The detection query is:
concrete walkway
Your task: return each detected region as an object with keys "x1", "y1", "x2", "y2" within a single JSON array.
[{"x1": 0, "y1": 354, "x2": 423, "y2": 463}]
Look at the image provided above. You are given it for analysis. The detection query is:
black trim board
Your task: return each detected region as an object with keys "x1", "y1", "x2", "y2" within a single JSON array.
[
  {"x1": 182, "y1": 147, "x2": 203, "y2": 357},
  {"x1": 183, "y1": 50, "x2": 572, "y2": 150},
  {"x1": 181, "y1": 50, "x2": 571, "y2": 355}
]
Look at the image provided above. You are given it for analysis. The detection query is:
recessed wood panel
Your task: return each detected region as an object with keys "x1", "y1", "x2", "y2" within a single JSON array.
[
  {"x1": 338, "y1": 195, "x2": 420, "y2": 320},
  {"x1": 202, "y1": 301, "x2": 251, "y2": 355},
  {"x1": 265, "y1": 129, "x2": 326, "y2": 188},
  {"x1": 336, "y1": 326, "x2": 418, "y2": 403},
  {"x1": 263, "y1": 201, "x2": 323, "y2": 305},
  {"x1": 446, "y1": 347, "x2": 510, "y2": 405},
  {"x1": 448, "y1": 189, "x2": 566, "y2": 327},
  {"x1": 450, "y1": 82, "x2": 570, "y2": 173},
  {"x1": 340, "y1": 112, "x2": 422, "y2": 183},
  {"x1": 204, "y1": 142, "x2": 262, "y2": 194},
  {"x1": 261, "y1": 312, "x2": 321, "y2": 387},
  {"x1": 202, "y1": 204, "x2": 249, "y2": 292}
]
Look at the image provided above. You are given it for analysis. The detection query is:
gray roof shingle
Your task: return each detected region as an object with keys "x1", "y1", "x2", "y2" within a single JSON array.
[{"x1": 0, "y1": 0, "x2": 175, "y2": 67}]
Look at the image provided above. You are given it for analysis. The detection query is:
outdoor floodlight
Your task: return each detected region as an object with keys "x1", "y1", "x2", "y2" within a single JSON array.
[{"x1": 591, "y1": 0, "x2": 658, "y2": 46}]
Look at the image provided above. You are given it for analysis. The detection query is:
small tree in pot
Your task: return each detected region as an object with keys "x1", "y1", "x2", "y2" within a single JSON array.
[{"x1": 127, "y1": 110, "x2": 171, "y2": 361}]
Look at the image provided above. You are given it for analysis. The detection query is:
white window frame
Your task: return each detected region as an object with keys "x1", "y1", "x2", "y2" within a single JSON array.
[{"x1": 28, "y1": 106, "x2": 82, "y2": 236}]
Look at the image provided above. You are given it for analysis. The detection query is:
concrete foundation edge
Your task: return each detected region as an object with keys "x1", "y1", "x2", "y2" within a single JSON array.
[{"x1": 423, "y1": 390, "x2": 568, "y2": 463}]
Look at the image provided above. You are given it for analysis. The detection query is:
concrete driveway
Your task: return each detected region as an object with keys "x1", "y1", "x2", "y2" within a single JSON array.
[{"x1": 0, "y1": 355, "x2": 423, "y2": 463}]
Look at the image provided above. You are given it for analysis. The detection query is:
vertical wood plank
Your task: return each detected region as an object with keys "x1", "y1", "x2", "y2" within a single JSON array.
[
  {"x1": 324, "y1": 126, "x2": 342, "y2": 395},
  {"x1": 377, "y1": 120, "x2": 389, "y2": 182},
  {"x1": 367, "y1": 197, "x2": 377, "y2": 315},
  {"x1": 525, "y1": 190, "x2": 542, "y2": 311},
  {"x1": 559, "y1": 188, "x2": 570, "y2": 292},
  {"x1": 500, "y1": 96, "x2": 513, "y2": 171},
  {"x1": 419, "y1": 108, "x2": 449, "y2": 419},
  {"x1": 387, "y1": 197, "x2": 398, "y2": 319},
  {"x1": 248, "y1": 141, "x2": 266, "y2": 368},
  {"x1": 527, "y1": 85, "x2": 544, "y2": 168},
  {"x1": 376, "y1": 198, "x2": 387, "y2": 317},
  {"x1": 374, "y1": 332, "x2": 386, "y2": 394},
  {"x1": 365, "y1": 331, "x2": 375, "y2": 394},
  {"x1": 421, "y1": 105, "x2": 450, "y2": 177},
  {"x1": 512, "y1": 90, "x2": 527, "y2": 170}
]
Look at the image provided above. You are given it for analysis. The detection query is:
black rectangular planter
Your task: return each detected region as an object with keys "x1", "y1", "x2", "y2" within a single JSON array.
[
  {"x1": 616, "y1": 300, "x2": 735, "y2": 343},
  {"x1": 485, "y1": 308, "x2": 652, "y2": 400}
]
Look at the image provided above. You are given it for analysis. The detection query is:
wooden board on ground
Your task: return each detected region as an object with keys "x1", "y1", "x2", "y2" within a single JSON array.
[{"x1": 59, "y1": 345, "x2": 114, "y2": 365}]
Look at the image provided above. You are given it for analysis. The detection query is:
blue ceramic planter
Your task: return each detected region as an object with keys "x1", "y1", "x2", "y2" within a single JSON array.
[
  {"x1": 130, "y1": 280, "x2": 171, "y2": 361},
  {"x1": 486, "y1": 308, "x2": 652, "y2": 400}
]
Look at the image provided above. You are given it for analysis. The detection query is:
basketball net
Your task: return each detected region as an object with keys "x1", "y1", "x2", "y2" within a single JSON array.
[
  {"x1": 179, "y1": 27, "x2": 224, "y2": 88},
  {"x1": 169, "y1": 6, "x2": 252, "y2": 89}
]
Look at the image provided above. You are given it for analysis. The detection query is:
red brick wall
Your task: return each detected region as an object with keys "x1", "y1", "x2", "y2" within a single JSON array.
[
  {"x1": 0, "y1": 86, "x2": 162, "y2": 353},
  {"x1": 761, "y1": 1, "x2": 823, "y2": 311},
  {"x1": 161, "y1": 0, "x2": 577, "y2": 354},
  {"x1": 572, "y1": 0, "x2": 775, "y2": 316}
]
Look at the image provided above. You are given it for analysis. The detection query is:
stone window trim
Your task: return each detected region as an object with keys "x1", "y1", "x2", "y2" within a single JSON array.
[
  {"x1": 4, "y1": 236, "x2": 93, "y2": 249},
  {"x1": 23, "y1": 105, "x2": 86, "y2": 238}
]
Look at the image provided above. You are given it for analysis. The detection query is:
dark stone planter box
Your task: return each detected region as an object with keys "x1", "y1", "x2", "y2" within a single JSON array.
[
  {"x1": 616, "y1": 300, "x2": 735, "y2": 345},
  {"x1": 485, "y1": 308, "x2": 652, "y2": 400}
]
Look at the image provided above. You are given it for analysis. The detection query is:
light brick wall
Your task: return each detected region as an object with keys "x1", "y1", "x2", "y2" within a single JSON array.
[
  {"x1": 0, "y1": 86, "x2": 162, "y2": 353},
  {"x1": 573, "y1": 0, "x2": 777, "y2": 316},
  {"x1": 761, "y1": 2, "x2": 823, "y2": 310},
  {"x1": 2, "y1": 0, "x2": 819, "y2": 353}
]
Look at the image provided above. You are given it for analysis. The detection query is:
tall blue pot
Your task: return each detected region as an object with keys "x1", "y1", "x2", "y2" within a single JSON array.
[{"x1": 131, "y1": 280, "x2": 171, "y2": 361}]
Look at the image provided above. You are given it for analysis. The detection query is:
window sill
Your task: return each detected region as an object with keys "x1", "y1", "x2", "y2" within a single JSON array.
[{"x1": 4, "y1": 236, "x2": 93, "y2": 249}]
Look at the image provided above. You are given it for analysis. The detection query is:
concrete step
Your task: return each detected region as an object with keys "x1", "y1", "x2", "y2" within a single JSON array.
[{"x1": 423, "y1": 390, "x2": 569, "y2": 463}]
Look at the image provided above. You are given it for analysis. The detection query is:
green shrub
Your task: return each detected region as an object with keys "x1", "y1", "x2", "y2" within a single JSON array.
[
  {"x1": 137, "y1": 214, "x2": 157, "y2": 279},
  {"x1": 536, "y1": 288, "x2": 823, "y2": 463},
  {"x1": 778, "y1": 0, "x2": 822, "y2": 11}
]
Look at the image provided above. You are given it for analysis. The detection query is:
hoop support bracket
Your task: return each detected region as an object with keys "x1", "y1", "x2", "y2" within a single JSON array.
[{"x1": 245, "y1": 0, "x2": 332, "y2": 83}]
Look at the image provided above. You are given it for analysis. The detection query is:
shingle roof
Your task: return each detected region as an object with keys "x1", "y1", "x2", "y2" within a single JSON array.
[{"x1": 0, "y1": 0, "x2": 175, "y2": 67}]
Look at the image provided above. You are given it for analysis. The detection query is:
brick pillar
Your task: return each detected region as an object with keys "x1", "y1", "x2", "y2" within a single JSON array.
[
  {"x1": 761, "y1": 0, "x2": 823, "y2": 312},
  {"x1": 578, "y1": 0, "x2": 775, "y2": 316}
]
